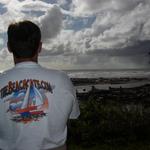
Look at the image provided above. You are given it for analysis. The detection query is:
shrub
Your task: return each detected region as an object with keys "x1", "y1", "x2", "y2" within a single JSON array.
[{"x1": 68, "y1": 95, "x2": 150, "y2": 147}]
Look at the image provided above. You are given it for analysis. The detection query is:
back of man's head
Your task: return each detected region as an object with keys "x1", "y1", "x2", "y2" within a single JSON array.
[{"x1": 7, "y1": 20, "x2": 41, "y2": 58}]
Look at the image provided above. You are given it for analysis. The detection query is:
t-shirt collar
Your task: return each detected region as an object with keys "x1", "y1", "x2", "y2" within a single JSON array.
[{"x1": 15, "y1": 61, "x2": 40, "y2": 68}]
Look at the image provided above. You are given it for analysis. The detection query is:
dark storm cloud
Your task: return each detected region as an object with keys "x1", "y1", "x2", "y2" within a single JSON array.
[{"x1": 86, "y1": 40, "x2": 150, "y2": 57}]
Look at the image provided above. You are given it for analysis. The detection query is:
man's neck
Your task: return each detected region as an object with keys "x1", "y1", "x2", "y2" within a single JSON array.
[{"x1": 14, "y1": 56, "x2": 38, "y2": 65}]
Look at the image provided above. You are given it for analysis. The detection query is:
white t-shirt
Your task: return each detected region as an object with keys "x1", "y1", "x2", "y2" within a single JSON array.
[{"x1": 0, "y1": 61, "x2": 80, "y2": 150}]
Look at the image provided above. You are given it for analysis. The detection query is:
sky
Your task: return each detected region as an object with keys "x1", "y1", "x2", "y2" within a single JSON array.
[{"x1": 0, "y1": 0, "x2": 150, "y2": 70}]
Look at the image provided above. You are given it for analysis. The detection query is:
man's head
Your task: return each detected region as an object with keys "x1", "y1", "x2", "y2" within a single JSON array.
[{"x1": 7, "y1": 20, "x2": 42, "y2": 61}]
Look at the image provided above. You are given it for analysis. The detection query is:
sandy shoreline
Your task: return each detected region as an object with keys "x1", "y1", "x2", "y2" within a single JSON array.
[{"x1": 71, "y1": 77, "x2": 150, "y2": 94}]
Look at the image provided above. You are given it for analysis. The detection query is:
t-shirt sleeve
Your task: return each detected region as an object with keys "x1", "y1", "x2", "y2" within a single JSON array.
[
  {"x1": 59, "y1": 71, "x2": 80, "y2": 119},
  {"x1": 69, "y1": 93, "x2": 80, "y2": 119}
]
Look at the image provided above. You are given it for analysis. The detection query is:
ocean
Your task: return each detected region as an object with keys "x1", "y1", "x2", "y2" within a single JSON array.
[{"x1": 65, "y1": 69, "x2": 150, "y2": 78}]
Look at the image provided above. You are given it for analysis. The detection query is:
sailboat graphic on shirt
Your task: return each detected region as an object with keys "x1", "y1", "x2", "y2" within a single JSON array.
[{"x1": 6, "y1": 83, "x2": 49, "y2": 123}]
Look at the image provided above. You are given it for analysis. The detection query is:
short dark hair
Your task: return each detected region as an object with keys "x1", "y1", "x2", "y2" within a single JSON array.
[{"x1": 7, "y1": 20, "x2": 41, "y2": 58}]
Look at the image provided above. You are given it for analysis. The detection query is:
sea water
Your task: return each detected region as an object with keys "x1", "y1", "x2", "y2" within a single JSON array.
[{"x1": 65, "y1": 69, "x2": 150, "y2": 78}]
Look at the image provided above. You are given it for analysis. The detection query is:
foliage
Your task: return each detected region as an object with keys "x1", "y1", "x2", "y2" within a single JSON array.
[{"x1": 68, "y1": 95, "x2": 150, "y2": 148}]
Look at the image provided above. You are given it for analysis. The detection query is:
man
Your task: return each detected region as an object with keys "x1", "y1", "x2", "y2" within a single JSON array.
[{"x1": 0, "y1": 20, "x2": 80, "y2": 150}]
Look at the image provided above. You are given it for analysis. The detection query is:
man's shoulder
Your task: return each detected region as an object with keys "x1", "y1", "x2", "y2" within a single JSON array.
[
  {"x1": 0, "y1": 67, "x2": 70, "y2": 84},
  {"x1": 41, "y1": 67, "x2": 69, "y2": 79},
  {"x1": 0, "y1": 68, "x2": 14, "y2": 78}
]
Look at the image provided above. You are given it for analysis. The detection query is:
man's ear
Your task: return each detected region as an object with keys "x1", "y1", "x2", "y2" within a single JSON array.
[
  {"x1": 7, "y1": 42, "x2": 12, "y2": 53},
  {"x1": 38, "y1": 42, "x2": 42, "y2": 54}
]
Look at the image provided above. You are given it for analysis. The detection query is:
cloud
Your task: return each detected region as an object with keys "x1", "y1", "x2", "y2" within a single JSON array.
[
  {"x1": 0, "y1": 0, "x2": 63, "y2": 41},
  {"x1": 0, "y1": 49, "x2": 13, "y2": 70},
  {"x1": 86, "y1": 40, "x2": 150, "y2": 59},
  {"x1": 1, "y1": 0, "x2": 150, "y2": 69},
  {"x1": 72, "y1": 0, "x2": 144, "y2": 16},
  {"x1": 0, "y1": 0, "x2": 55, "y2": 33},
  {"x1": 0, "y1": 48, "x2": 8, "y2": 60},
  {"x1": 79, "y1": 2, "x2": 150, "y2": 50},
  {"x1": 20, "y1": 0, "x2": 51, "y2": 11},
  {"x1": 63, "y1": 0, "x2": 150, "y2": 52},
  {"x1": 0, "y1": 48, "x2": 11, "y2": 62},
  {"x1": 38, "y1": 0, "x2": 150, "y2": 69},
  {"x1": 41, "y1": 29, "x2": 80, "y2": 56},
  {"x1": 39, "y1": 5, "x2": 63, "y2": 41},
  {"x1": 0, "y1": 0, "x2": 46, "y2": 33},
  {"x1": 0, "y1": 38, "x2": 4, "y2": 46}
]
